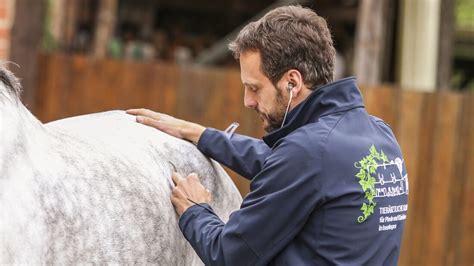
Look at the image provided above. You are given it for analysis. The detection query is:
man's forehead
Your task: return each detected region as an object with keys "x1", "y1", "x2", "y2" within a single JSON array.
[{"x1": 239, "y1": 51, "x2": 267, "y2": 87}]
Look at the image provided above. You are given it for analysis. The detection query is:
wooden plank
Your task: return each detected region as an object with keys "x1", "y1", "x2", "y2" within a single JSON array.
[
  {"x1": 147, "y1": 63, "x2": 179, "y2": 115},
  {"x1": 456, "y1": 93, "x2": 474, "y2": 265},
  {"x1": 396, "y1": 90, "x2": 423, "y2": 265},
  {"x1": 424, "y1": 92, "x2": 462, "y2": 265},
  {"x1": 34, "y1": 53, "x2": 52, "y2": 121},
  {"x1": 362, "y1": 85, "x2": 400, "y2": 133},
  {"x1": 443, "y1": 91, "x2": 469, "y2": 265},
  {"x1": 71, "y1": 55, "x2": 97, "y2": 116},
  {"x1": 41, "y1": 54, "x2": 71, "y2": 122},
  {"x1": 402, "y1": 92, "x2": 437, "y2": 265},
  {"x1": 202, "y1": 67, "x2": 225, "y2": 128}
]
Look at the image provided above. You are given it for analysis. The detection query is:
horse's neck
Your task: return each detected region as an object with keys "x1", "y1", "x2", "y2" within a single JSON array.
[{"x1": 1, "y1": 100, "x2": 50, "y2": 177}]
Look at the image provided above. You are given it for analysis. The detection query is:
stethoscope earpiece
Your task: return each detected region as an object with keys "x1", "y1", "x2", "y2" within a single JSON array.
[{"x1": 281, "y1": 83, "x2": 295, "y2": 128}]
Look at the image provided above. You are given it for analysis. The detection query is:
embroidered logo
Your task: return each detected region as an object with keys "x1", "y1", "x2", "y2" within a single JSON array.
[
  {"x1": 354, "y1": 145, "x2": 387, "y2": 223},
  {"x1": 354, "y1": 145, "x2": 409, "y2": 223}
]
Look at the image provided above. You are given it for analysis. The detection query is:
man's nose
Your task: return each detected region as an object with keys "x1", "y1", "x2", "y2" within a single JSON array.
[{"x1": 244, "y1": 90, "x2": 257, "y2": 108}]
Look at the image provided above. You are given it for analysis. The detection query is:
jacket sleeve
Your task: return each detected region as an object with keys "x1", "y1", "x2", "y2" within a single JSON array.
[
  {"x1": 197, "y1": 128, "x2": 271, "y2": 179},
  {"x1": 179, "y1": 138, "x2": 324, "y2": 265}
]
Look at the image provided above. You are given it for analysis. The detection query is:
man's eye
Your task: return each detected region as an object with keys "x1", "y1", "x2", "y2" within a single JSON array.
[{"x1": 250, "y1": 87, "x2": 258, "y2": 92}]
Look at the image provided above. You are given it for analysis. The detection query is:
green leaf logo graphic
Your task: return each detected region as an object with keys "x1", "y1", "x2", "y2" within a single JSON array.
[{"x1": 354, "y1": 145, "x2": 389, "y2": 223}]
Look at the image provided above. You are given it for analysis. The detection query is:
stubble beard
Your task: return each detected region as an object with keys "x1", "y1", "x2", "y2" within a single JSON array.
[{"x1": 257, "y1": 87, "x2": 288, "y2": 133}]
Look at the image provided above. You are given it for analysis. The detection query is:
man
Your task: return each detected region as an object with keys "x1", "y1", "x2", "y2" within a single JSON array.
[{"x1": 127, "y1": 5, "x2": 408, "y2": 265}]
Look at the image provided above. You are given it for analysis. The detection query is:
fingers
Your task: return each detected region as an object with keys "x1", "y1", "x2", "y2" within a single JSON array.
[
  {"x1": 169, "y1": 172, "x2": 212, "y2": 216},
  {"x1": 126, "y1": 108, "x2": 161, "y2": 120},
  {"x1": 170, "y1": 186, "x2": 192, "y2": 216},
  {"x1": 187, "y1": 172, "x2": 200, "y2": 182},
  {"x1": 171, "y1": 172, "x2": 185, "y2": 186},
  {"x1": 171, "y1": 185, "x2": 187, "y2": 200},
  {"x1": 135, "y1": 115, "x2": 163, "y2": 130}
]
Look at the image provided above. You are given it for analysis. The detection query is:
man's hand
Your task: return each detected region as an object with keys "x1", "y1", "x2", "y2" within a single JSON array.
[
  {"x1": 126, "y1": 108, "x2": 206, "y2": 144},
  {"x1": 170, "y1": 172, "x2": 212, "y2": 216}
]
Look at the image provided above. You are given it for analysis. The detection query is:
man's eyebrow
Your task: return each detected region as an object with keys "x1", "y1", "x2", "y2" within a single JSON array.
[{"x1": 243, "y1": 81, "x2": 261, "y2": 87}]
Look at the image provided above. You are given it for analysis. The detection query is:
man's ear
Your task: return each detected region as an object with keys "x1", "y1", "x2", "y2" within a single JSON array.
[{"x1": 286, "y1": 69, "x2": 303, "y2": 97}]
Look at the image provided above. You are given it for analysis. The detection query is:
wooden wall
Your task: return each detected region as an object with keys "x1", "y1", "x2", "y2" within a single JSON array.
[{"x1": 35, "y1": 54, "x2": 473, "y2": 265}]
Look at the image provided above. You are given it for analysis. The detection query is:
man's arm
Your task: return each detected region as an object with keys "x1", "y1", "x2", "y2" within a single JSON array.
[
  {"x1": 197, "y1": 128, "x2": 270, "y2": 179},
  {"x1": 178, "y1": 138, "x2": 324, "y2": 265},
  {"x1": 126, "y1": 109, "x2": 270, "y2": 179}
]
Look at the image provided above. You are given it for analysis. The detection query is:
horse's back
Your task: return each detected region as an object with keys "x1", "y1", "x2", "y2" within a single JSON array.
[{"x1": 3, "y1": 111, "x2": 241, "y2": 264}]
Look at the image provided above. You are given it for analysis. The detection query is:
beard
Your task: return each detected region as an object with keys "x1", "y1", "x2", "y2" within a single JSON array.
[{"x1": 256, "y1": 87, "x2": 289, "y2": 133}]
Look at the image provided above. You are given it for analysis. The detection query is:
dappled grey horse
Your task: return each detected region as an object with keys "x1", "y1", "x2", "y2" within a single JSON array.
[{"x1": 0, "y1": 66, "x2": 242, "y2": 264}]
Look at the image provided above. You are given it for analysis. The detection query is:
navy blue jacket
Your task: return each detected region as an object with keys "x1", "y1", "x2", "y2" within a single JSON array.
[{"x1": 179, "y1": 77, "x2": 409, "y2": 265}]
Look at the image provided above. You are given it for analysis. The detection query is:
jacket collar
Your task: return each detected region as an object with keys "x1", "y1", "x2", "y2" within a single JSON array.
[{"x1": 263, "y1": 77, "x2": 364, "y2": 147}]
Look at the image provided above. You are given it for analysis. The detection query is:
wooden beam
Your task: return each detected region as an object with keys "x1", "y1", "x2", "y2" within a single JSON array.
[
  {"x1": 353, "y1": 0, "x2": 389, "y2": 86},
  {"x1": 437, "y1": 0, "x2": 455, "y2": 90},
  {"x1": 9, "y1": 0, "x2": 46, "y2": 109},
  {"x1": 93, "y1": 0, "x2": 118, "y2": 58},
  {"x1": 397, "y1": 0, "x2": 441, "y2": 91}
]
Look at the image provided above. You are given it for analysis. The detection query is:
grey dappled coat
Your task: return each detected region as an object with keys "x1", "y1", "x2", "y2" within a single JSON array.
[{"x1": 0, "y1": 66, "x2": 242, "y2": 264}]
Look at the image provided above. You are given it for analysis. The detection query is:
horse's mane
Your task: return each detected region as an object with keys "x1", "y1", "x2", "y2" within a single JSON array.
[{"x1": 0, "y1": 62, "x2": 21, "y2": 100}]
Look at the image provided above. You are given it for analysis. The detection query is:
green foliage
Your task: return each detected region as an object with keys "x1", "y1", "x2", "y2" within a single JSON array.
[
  {"x1": 42, "y1": 0, "x2": 58, "y2": 52},
  {"x1": 456, "y1": 0, "x2": 474, "y2": 30},
  {"x1": 355, "y1": 145, "x2": 388, "y2": 223}
]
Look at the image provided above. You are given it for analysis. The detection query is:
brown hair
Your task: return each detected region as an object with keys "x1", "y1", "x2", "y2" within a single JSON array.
[{"x1": 229, "y1": 5, "x2": 335, "y2": 89}]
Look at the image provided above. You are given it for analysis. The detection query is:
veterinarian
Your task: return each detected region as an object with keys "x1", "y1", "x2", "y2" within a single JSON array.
[{"x1": 128, "y1": 5, "x2": 408, "y2": 265}]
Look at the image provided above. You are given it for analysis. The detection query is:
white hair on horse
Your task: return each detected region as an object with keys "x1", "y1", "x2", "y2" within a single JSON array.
[{"x1": 0, "y1": 65, "x2": 242, "y2": 264}]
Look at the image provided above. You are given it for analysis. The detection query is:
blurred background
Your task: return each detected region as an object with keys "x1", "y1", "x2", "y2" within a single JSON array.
[{"x1": 1, "y1": 0, "x2": 472, "y2": 265}]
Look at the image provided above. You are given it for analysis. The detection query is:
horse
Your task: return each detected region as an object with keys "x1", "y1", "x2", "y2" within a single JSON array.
[{"x1": 0, "y1": 65, "x2": 242, "y2": 264}]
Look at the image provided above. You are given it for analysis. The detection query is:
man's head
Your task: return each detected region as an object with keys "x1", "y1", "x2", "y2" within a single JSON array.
[{"x1": 229, "y1": 5, "x2": 336, "y2": 133}]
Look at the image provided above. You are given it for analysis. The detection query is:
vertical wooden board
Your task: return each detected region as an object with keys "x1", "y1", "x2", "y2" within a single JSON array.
[
  {"x1": 424, "y1": 92, "x2": 462, "y2": 266},
  {"x1": 66, "y1": 55, "x2": 80, "y2": 116},
  {"x1": 87, "y1": 58, "x2": 119, "y2": 112},
  {"x1": 444, "y1": 92, "x2": 471, "y2": 265},
  {"x1": 67, "y1": 55, "x2": 96, "y2": 117},
  {"x1": 361, "y1": 87, "x2": 375, "y2": 113},
  {"x1": 178, "y1": 66, "x2": 204, "y2": 123},
  {"x1": 175, "y1": 65, "x2": 192, "y2": 120},
  {"x1": 198, "y1": 67, "x2": 219, "y2": 126},
  {"x1": 139, "y1": 63, "x2": 163, "y2": 111},
  {"x1": 206, "y1": 68, "x2": 227, "y2": 129},
  {"x1": 363, "y1": 86, "x2": 400, "y2": 133},
  {"x1": 396, "y1": 90, "x2": 423, "y2": 265},
  {"x1": 457, "y1": 93, "x2": 474, "y2": 265},
  {"x1": 40, "y1": 54, "x2": 68, "y2": 122},
  {"x1": 401, "y1": 92, "x2": 437, "y2": 265},
  {"x1": 77, "y1": 56, "x2": 103, "y2": 115},
  {"x1": 34, "y1": 53, "x2": 53, "y2": 121},
  {"x1": 116, "y1": 60, "x2": 152, "y2": 110},
  {"x1": 61, "y1": 55, "x2": 78, "y2": 117},
  {"x1": 223, "y1": 68, "x2": 243, "y2": 126},
  {"x1": 55, "y1": 54, "x2": 78, "y2": 120},
  {"x1": 364, "y1": 86, "x2": 400, "y2": 132},
  {"x1": 104, "y1": 58, "x2": 127, "y2": 110},
  {"x1": 147, "y1": 63, "x2": 178, "y2": 115},
  {"x1": 98, "y1": 58, "x2": 122, "y2": 111}
]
